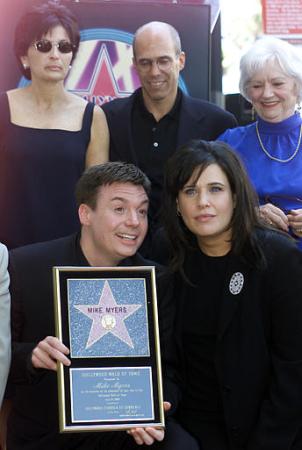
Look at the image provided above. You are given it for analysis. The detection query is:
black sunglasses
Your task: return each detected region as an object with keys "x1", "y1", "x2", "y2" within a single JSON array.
[{"x1": 33, "y1": 39, "x2": 75, "y2": 54}]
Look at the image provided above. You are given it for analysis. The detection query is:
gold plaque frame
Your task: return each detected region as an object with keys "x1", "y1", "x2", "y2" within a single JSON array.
[{"x1": 53, "y1": 266, "x2": 164, "y2": 432}]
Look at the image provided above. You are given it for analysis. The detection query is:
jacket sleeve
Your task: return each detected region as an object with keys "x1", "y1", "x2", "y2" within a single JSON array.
[
  {"x1": 247, "y1": 237, "x2": 302, "y2": 449},
  {"x1": 0, "y1": 244, "x2": 10, "y2": 405},
  {"x1": 156, "y1": 269, "x2": 182, "y2": 414},
  {"x1": 9, "y1": 254, "x2": 44, "y2": 385}
]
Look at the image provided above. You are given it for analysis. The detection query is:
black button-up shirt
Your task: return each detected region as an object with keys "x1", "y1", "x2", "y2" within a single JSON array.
[{"x1": 132, "y1": 89, "x2": 182, "y2": 229}]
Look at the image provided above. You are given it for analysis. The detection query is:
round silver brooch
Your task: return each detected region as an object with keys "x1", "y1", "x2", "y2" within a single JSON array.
[{"x1": 229, "y1": 272, "x2": 244, "y2": 295}]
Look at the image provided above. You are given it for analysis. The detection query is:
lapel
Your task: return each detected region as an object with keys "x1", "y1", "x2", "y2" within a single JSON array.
[
  {"x1": 176, "y1": 94, "x2": 206, "y2": 147},
  {"x1": 217, "y1": 255, "x2": 249, "y2": 340},
  {"x1": 109, "y1": 93, "x2": 138, "y2": 165},
  {"x1": 124, "y1": 98, "x2": 138, "y2": 165}
]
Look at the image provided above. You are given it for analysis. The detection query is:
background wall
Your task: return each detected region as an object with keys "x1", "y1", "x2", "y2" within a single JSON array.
[{"x1": 0, "y1": 0, "x2": 223, "y2": 103}]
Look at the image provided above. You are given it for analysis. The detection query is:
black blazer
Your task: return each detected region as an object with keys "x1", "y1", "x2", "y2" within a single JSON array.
[
  {"x1": 173, "y1": 231, "x2": 302, "y2": 450},
  {"x1": 102, "y1": 89, "x2": 237, "y2": 258},
  {"x1": 102, "y1": 88, "x2": 237, "y2": 164},
  {"x1": 8, "y1": 234, "x2": 175, "y2": 450}
]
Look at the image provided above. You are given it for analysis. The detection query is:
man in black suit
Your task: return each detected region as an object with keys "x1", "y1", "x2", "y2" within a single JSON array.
[
  {"x1": 102, "y1": 21, "x2": 237, "y2": 256},
  {"x1": 7, "y1": 162, "x2": 198, "y2": 450}
]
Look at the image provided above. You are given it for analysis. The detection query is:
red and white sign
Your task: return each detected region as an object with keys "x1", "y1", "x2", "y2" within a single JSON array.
[{"x1": 262, "y1": 0, "x2": 302, "y2": 36}]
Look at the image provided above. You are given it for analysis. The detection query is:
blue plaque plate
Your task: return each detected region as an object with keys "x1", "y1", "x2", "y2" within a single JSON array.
[
  {"x1": 70, "y1": 367, "x2": 154, "y2": 422},
  {"x1": 53, "y1": 266, "x2": 164, "y2": 432}
]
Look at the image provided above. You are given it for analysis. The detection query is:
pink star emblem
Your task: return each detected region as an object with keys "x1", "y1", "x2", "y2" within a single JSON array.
[
  {"x1": 78, "y1": 43, "x2": 130, "y2": 103},
  {"x1": 74, "y1": 281, "x2": 141, "y2": 349}
]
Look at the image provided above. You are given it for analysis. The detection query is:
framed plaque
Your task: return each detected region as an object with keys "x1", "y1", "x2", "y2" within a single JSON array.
[{"x1": 53, "y1": 266, "x2": 164, "y2": 432}]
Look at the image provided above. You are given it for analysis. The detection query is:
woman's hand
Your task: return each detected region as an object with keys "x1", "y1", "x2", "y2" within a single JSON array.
[
  {"x1": 259, "y1": 203, "x2": 289, "y2": 231},
  {"x1": 127, "y1": 402, "x2": 171, "y2": 445},
  {"x1": 287, "y1": 209, "x2": 302, "y2": 236}
]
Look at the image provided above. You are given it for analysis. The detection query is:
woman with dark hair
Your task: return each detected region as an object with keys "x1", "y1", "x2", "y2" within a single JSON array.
[
  {"x1": 0, "y1": 0, "x2": 109, "y2": 249},
  {"x1": 163, "y1": 140, "x2": 302, "y2": 449}
]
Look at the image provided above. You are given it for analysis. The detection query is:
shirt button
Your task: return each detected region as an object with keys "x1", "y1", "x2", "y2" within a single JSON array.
[
  {"x1": 152, "y1": 127, "x2": 156, "y2": 132},
  {"x1": 223, "y1": 385, "x2": 231, "y2": 393},
  {"x1": 153, "y1": 142, "x2": 159, "y2": 148},
  {"x1": 231, "y1": 427, "x2": 240, "y2": 440}
]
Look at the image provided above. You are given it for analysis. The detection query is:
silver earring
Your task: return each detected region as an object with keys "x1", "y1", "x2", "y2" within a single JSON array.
[
  {"x1": 23, "y1": 63, "x2": 28, "y2": 69},
  {"x1": 177, "y1": 209, "x2": 181, "y2": 217}
]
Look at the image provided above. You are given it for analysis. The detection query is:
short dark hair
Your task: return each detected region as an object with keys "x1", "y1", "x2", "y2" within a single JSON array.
[
  {"x1": 163, "y1": 140, "x2": 267, "y2": 275},
  {"x1": 76, "y1": 162, "x2": 151, "y2": 209},
  {"x1": 14, "y1": 1, "x2": 80, "y2": 80}
]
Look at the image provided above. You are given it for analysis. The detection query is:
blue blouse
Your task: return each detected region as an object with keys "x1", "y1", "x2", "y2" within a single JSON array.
[{"x1": 218, "y1": 113, "x2": 302, "y2": 249}]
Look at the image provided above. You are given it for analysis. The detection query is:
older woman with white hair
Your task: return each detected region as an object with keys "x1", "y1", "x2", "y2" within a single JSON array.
[{"x1": 218, "y1": 37, "x2": 302, "y2": 249}]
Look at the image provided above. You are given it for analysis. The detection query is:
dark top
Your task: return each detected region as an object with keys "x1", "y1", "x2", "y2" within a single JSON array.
[
  {"x1": 132, "y1": 90, "x2": 181, "y2": 225},
  {"x1": 176, "y1": 250, "x2": 230, "y2": 449},
  {"x1": 0, "y1": 93, "x2": 94, "y2": 249},
  {"x1": 172, "y1": 230, "x2": 302, "y2": 449},
  {"x1": 180, "y1": 250, "x2": 229, "y2": 421},
  {"x1": 8, "y1": 233, "x2": 176, "y2": 450}
]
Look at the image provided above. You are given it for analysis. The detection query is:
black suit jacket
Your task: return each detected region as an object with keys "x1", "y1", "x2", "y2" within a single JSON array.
[
  {"x1": 8, "y1": 234, "x2": 176, "y2": 450},
  {"x1": 102, "y1": 88, "x2": 237, "y2": 165},
  {"x1": 172, "y1": 230, "x2": 302, "y2": 450},
  {"x1": 102, "y1": 89, "x2": 237, "y2": 258}
]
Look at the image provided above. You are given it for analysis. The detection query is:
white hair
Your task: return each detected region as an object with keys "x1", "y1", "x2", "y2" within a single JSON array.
[{"x1": 239, "y1": 37, "x2": 302, "y2": 103}]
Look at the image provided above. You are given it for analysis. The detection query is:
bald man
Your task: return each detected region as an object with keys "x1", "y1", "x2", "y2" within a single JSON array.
[{"x1": 102, "y1": 21, "x2": 237, "y2": 257}]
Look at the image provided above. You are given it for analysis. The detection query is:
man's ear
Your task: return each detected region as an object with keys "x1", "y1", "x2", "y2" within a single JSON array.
[
  {"x1": 178, "y1": 51, "x2": 186, "y2": 71},
  {"x1": 78, "y1": 204, "x2": 91, "y2": 226}
]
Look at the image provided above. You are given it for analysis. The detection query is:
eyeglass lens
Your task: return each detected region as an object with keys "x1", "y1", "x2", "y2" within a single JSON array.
[
  {"x1": 35, "y1": 40, "x2": 74, "y2": 54},
  {"x1": 138, "y1": 57, "x2": 173, "y2": 72}
]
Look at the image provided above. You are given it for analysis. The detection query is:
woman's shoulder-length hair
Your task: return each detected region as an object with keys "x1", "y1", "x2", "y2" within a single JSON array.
[{"x1": 162, "y1": 139, "x2": 268, "y2": 275}]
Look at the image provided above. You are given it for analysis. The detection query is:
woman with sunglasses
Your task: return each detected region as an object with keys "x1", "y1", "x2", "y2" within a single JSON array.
[
  {"x1": 163, "y1": 140, "x2": 302, "y2": 450},
  {"x1": 218, "y1": 37, "x2": 302, "y2": 250},
  {"x1": 0, "y1": 1, "x2": 109, "y2": 249}
]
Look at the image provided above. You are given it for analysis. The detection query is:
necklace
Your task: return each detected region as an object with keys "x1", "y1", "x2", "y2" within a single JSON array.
[{"x1": 255, "y1": 121, "x2": 302, "y2": 163}]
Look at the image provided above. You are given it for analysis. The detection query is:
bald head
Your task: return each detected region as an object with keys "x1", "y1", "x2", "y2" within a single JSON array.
[
  {"x1": 132, "y1": 20, "x2": 185, "y2": 112},
  {"x1": 133, "y1": 21, "x2": 182, "y2": 59}
]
